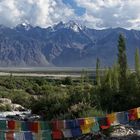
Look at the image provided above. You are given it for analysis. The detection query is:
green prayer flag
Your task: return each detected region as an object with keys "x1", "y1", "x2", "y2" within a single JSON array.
[
  {"x1": 21, "y1": 122, "x2": 29, "y2": 131},
  {"x1": 0, "y1": 132, "x2": 5, "y2": 140},
  {"x1": 0, "y1": 120, "x2": 7, "y2": 130},
  {"x1": 40, "y1": 121, "x2": 51, "y2": 130},
  {"x1": 91, "y1": 122, "x2": 100, "y2": 132},
  {"x1": 42, "y1": 131, "x2": 52, "y2": 140}
]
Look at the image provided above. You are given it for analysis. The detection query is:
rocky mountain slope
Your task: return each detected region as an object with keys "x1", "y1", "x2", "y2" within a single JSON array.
[{"x1": 0, "y1": 21, "x2": 140, "y2": 67}]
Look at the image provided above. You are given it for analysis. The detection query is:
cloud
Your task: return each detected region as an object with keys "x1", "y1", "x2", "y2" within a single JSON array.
[
  {"x1": 0, "y1": 0, "x2": 75, "y2": 27},
  {"x1": 0, "y1": 0, "x2": 140, "y2": 29},
  {"x1": 75, "y1": 0, "x2": 140, "y2": 29}
]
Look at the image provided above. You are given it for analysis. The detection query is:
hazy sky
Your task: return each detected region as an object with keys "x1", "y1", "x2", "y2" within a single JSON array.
[{"x1": 0, "y1": 0, "x2": 140, "y2": 29}]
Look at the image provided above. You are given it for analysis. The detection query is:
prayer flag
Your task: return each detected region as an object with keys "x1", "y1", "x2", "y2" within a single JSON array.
[
  {"x1": 51, "y1": 120, "x2": 65, "y2": 130},
  {"x1": 107, "y1": 113, "x2": 117, "y2": 125},
  {"x1": 0, "y1": 120, "x2": 7, "y2": 130},
  {"x1": 128, "y1": 108, "x2": 138, "y2": 121},
  {"x1": 116, "y1": 112, "x2": 129, "y2": 124},
  {"x1": 14, "y1": 132, "x2": 24, "y2": 140},
  {"x1": 15, "y1": 121, "x2": 21, "y2": 131},
  {"x1": 62, "y1": 129, "x2": 72, "y2": 138},
  {"x1": 97, "y1": 117, "x2": 110, "y2": 129},
  {"x1": 71, "y1": 128, "x2": 82, "y2": 137},
  {"x1": 52, "y1": 130, "x2": 63, "y2": 140},
  {"x1": 80, "y1": 124, "x2": 91, "y2": 134},
  {"x1": 78, "y1": 118, "x2": 84, "y2": 126},
  {"x1": 21, "y1": 121, "x2": 29, "y2": 131},
  {"x1": 6, "y1": 131, "x2": 14, "y2": 140},
  {"x1": 66, "y1": 120, "x2": 79, "y2": 129},
  {"x1": 29, "y1": 121, "x2": 39, "y2": 133},
  {"x1": 40, "y1": 121, "x2": 51, "y2": 130},
  {"x1": 42, "y1": 130, "x2": 52, "y2": 140},
  {"x1": 91, "y1": 121, "x2": 100, "y2": 132},
  {"x1": 0, "y1": 131, "x2": 5, "y2": 140},
  {"x1": 24, "y1": 132, "x2": 33, "y2": 140},
  {"x1": 8, "y1": 120, "x2": 15, "y2": 130},
  {"x1": 137, "y1": 107, "x2": 140, "y2": 119}
]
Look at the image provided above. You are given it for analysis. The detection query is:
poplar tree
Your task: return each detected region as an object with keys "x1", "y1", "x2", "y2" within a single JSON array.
[
  {"x1": 135, "y1": 48, "x2": 140, "y2": 77},
  {"x1": 117, "y1": 34, "x2": 127, "y2": 90},
  {"x1": 96, "y1": 58, "x2": 101, "y2": 86},
  {"x1": 106, "y1": 68, "x2": 112, "y2": 89},
  {"x1": 112, "y1": 62, "x2": 119, "y2": 90}
]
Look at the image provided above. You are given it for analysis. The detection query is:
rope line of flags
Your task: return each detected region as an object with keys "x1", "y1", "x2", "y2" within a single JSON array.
[{"x1": 0, "y1": 107, "x2": 139, "y2": 139}]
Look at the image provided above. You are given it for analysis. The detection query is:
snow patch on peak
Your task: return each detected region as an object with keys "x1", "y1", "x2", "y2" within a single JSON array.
[
  {"x1": 21, "y1": 22, "x2": 32, "y2": 30},
  {"x1": 65, "y1": 21, "x2": 84, "y2": 32},
  {"x1": 71, "y1": 24, "x2": 79, "y2": 32},
  {"x1": 21, "y1": 22, "x2": 29, "y2": 27},
  {"x1": 53, "y1": 21, "x2": 84, "y2": 32},
  {"x1": 16, "y1": 22, "x2": 32, "y2": 31}
]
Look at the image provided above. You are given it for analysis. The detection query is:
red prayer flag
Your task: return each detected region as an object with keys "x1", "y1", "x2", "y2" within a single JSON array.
[
  {"x1": 29, "y1": 122, "x2": 39, "y2": 133},
  {"x1": 51, "y1": 120, "x2": 64, "y2": 130},
  {"x1": 52, "y1": 130, "x2": 63, "y2": 140},
  {"x1": 57, "y1": 120, "x2": 65, "y2": 129},
  {"x1": 6, "y1": 131, "x2": 14, "y2": 140},
  {"x1": 98, "y1": 117, "x2": 110, "y2": 129},
  {"x1": 128, "y1": 108, "x2": 138, "y2": 121},
  {"x1": 78, "y1": 118, "x2": 85, "y2": 126},
  {"x1": 51, "y1": 120, "x2": 58, "y2": 130},
  {"x1": 8, "y1": 120, "x2": 15, "y2": 130}
]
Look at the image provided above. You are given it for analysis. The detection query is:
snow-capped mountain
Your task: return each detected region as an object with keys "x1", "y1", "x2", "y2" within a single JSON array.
[{"x1": 0, "y1": 21, "x2": 139, "y2": 67}]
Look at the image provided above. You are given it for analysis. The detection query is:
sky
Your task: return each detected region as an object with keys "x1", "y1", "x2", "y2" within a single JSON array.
[{"x1": 0, "y1": 0, "x2": 140, "y2": 29}]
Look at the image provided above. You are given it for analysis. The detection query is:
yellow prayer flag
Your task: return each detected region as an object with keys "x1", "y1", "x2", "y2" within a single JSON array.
[
  {"x1": 106, "y1": 113, "x2": 117, "y2": 124},
  {"x1": 38, "y1": 121, "x2": 41, "y2": 133},
  {"x1": 80, "y1": 125, "x2": 91, "y2": 134},
  {"x1": 80, "y1": 118, "x2": 94, "y2": 134},
  {"x1": 84, "y1": 118, "x2": 94, "y2": 125},
  {"x1": 15, "y1": 121, "x2": 21, "y2": 131},
  {"x1": 137, "y1": 107, "x2": 140, "y2": 118}
]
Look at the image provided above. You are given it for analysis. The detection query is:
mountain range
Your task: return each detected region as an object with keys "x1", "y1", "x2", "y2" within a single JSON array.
[{"x1": 0, "y1": 21, "x2": 139, "y2": 67}]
